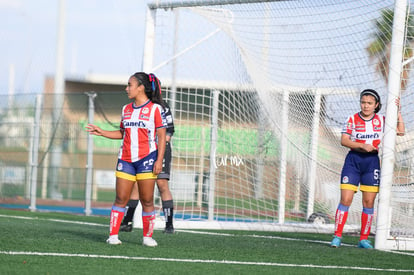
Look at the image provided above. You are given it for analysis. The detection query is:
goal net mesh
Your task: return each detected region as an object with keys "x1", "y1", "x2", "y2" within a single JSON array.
[{"x1": 147, "y1": 0, "x2": 414, "y2": 240}]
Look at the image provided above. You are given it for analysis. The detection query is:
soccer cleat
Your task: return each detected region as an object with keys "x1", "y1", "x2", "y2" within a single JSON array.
[
  {"x1": 358, "y1": 239, "x2": 373, "y2": 249},
  {"x1": 106, "y1": 235, "x2": 122, "y2": 245},
  {"x1": 163, "y1": 225, "x2": 175, "y2": 234},
  {"x1": 120, "y1": 222, "x2": 133, "y2": 232},
  {"x1": 330, "y1": 236, "x2": 342, "y2": 248},
  {"x1": 142, "y1": 237, "x2": 158, "y2": 247}
]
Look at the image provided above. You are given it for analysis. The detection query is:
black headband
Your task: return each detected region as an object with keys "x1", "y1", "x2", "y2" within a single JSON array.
[{"x1": 360, "y1": 89, "x2": 380, "y2": 102}]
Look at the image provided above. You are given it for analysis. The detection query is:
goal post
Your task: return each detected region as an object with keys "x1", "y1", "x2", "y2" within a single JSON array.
[
  {"x1": 375, "y1": 0, "x2": 413, "y2": 250},
  {"x1": 140, "y1": 0, "x2": 414, "y2": 250}
]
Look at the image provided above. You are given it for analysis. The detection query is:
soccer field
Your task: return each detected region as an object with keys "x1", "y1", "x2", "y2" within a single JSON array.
[{"x1": 0, "y1": 209, "x2": 413, "y2": 274}]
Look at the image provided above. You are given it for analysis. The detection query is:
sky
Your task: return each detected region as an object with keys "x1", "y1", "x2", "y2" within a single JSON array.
[
  {"x1": 2, "y1": 0, "x2": 414, "y2": 138},
  {"x1": 1, "y1": 0, "x2": 151, "y2": 94},
  {"x1": 1, "y1": 0, "x2": 413, "y2": 98}
]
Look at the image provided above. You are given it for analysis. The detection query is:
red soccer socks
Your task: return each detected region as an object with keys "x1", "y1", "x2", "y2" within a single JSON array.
[
  {"x1": 142, "y1": 211, "x2": 156, "y2": 237},
  {"x1": 333, "y1": 204, "x2": 349, "y2": 238},
  {"x1": 109, "y1": 206, "x2": 125, "y2": 236}
]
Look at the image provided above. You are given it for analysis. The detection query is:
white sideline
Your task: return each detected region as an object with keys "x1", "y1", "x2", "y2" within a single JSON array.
[
  {"x1": 2, "y1": 214, "x2": 414, "y2": 257},
  {"x1": 0, "y1": 251, "x2": 414, "y2": 273},
  {"x1": 0, "y1": 250, "x2": 413, "y2": 272}
]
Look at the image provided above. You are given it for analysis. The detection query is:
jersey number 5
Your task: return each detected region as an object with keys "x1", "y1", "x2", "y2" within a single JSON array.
[{"x1": 373, "y1": 169, "x2": 380, "y2": 180}]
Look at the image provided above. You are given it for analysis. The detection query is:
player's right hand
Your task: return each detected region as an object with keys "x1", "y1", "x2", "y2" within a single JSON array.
[{"x1": 85, "y1": 124, "x2": 103, "y2": 136}]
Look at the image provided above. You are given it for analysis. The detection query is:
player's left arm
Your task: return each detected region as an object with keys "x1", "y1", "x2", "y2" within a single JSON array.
[
  {"x1": 154, "y1": 127, "x2": 166, "y2": 175},
  {"x1": 153, "y1": 106, "x2": 167, "y2": 175},
  {"x1": 164, "y1": 103, "x2": 175, "y2": 142}
]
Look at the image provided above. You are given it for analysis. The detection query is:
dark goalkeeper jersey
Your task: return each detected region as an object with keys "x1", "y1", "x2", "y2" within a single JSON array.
[{"x1": 163, "y1": 102, "x2": 175, "y2": 137}]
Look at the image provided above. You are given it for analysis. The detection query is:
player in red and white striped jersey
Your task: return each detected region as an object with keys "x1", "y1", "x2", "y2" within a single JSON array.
[
  {"x1": 330, "y1": 89, "x2": 405, "y2": 249},
  {"x1": 86, "y1": 72, "x2": 167, "y2": 247},
  {"x1": 342, "y1": 111, "x2": 384, "y2": 152},
  {"x1": 120, "y1": 101, "x2": 176, "y2": 234},
  {"x1": 118, "y1": 99, "x2": 165, "y2": 162}
]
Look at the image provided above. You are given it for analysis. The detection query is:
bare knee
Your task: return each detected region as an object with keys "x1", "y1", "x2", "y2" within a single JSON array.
[
  {"x1": 157, "y1": 184, "x2": 167, "y2": 194},
  {"x1": 157, "y1": 180, "x2": 172, "y2": 200},
  {"x1": 362, "y1": 198, "x2": 375, "y2": 208},
  {"x1": 140, "y1": 198, "x2": 153, "y2": 208},
  {"x1": 114, "y1": 179, "x2": 135, "y2": 207},
  {"x1": 340, "y1": 199, "x2": 353, "y2": 207},
  {"x1": 114, "y1": 195, "x2": 129, "y2": 207},
  {"x1": 340, "y1": 189, "x2": 355, "y2": 207},
  {"x1": 362, "y1": 192, "x2": 377, "y2": 208}
]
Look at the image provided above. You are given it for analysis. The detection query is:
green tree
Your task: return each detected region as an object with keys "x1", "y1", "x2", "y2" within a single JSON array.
[{"x1": 366, "y1": 8, "x2": 414, "y2": 91}]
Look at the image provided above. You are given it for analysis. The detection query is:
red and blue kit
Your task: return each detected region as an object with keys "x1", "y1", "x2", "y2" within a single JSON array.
[
  {"x1": 340, "y1": 112, "x2": 385, "y2": 192},
  {"x1": 342, "y1": 112, "x2": 384, "y2": 151},
  {"x1": 118, "y1": 100, "x2": 166, "y2": 162}
]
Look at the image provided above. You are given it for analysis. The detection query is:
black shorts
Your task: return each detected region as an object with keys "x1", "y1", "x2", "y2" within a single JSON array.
[{"x1": 158, "y1": 141, "x2": 171, "y2": 180}]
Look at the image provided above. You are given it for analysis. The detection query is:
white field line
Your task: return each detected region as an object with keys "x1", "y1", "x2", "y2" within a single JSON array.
[
  {"x1": 0, "y1": 251, "x2": 413, "y2": 273},
  {"x1": 178, "y1": 229, "x2": 414, "y2": 256},
  {"x1": 1, "y1": 214, "x2": 414, "y2": 272}
]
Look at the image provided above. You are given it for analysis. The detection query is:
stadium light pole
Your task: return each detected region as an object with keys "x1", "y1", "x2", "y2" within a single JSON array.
[
  {"x1": 8, "y1": 64, "x2": 15, "y2": 114},
  {"x1": 49, "y1": 0, "x2": 66, "y2": 200},
  {"x1": 375, "y1": 0, "x2": 407, "y2": 250}
]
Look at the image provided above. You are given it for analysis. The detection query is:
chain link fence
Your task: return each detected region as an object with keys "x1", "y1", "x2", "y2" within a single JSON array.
[{"x1": 0, "y1": 92, "x2": 126, "y2": 213}]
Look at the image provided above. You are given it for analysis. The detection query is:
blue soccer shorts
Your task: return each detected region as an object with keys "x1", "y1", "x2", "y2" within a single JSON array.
[
  {"x1": 115, "y1": 151, "x2": 158, "y2": 181},
  {"x1": 340, "y1": 151, "x2": 380, "y2": 193}
]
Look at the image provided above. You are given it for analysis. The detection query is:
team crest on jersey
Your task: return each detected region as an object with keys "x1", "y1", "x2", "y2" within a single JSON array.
[
  {"x1": 117, "y1": 163, "x2": 123, "y2": 171},
  {"x1": 342, "y1": 176, "x2": 349, "y2": 183},
  {"x1": 140, "y1": 107, "x2": 150, "y2": 120},
  {"x1": 373, "y1": 118, "x2": 382, "y2": 131},
  {"x1": 142, "y1": 107, "x2": 150, "y2": 114}
]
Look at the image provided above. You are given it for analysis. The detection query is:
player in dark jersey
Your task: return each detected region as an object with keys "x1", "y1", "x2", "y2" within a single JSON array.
[
  {"x1": 330, "y1": 89, "x2": 405, "y2": 249},
  {"x1": 120, "y1": 101, "x2": 176, "y2": 234}
]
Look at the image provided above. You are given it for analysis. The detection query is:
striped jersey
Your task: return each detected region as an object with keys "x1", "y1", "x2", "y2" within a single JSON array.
[
  {"x1": 118, "y1": 100, "x2": 167, "y2": 162},
  {"x1": 341, "y1": 112, "x2": 385, "y2": 150}
]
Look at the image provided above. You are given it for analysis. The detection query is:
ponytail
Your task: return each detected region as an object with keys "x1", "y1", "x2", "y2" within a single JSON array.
[
  {"x1": 148, "y1": 73, "x2": 164, "y2": 107},
  {"x1": 131, "y1": 72, "x2": 164, "y2": 107}
]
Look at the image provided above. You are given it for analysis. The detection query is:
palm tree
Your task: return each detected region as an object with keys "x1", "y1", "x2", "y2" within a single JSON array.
[{"x1": 366, "y1": 8, "x2": 414, "y2": 91}]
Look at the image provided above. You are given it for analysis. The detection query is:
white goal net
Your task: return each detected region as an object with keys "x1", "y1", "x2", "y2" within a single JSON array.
[{"x1": 141, "y1": 0, "x2": 414, "y2": 250}]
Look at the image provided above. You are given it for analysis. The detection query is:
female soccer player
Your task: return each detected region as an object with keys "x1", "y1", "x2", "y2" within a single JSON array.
[
  {"x1": 86, "y1": 72, "x2": 166, "y2": 247},
  {"x1": 120, "y1": 100, "x2": 176, "y2": 234},
  {"x1": 330, "y1": 89, "x2": 404, "y2": 249}
]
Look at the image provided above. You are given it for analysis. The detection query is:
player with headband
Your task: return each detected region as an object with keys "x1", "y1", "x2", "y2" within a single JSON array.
[{"x1": 330, "y1": 89, "x2": 405, "y2": 249}]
